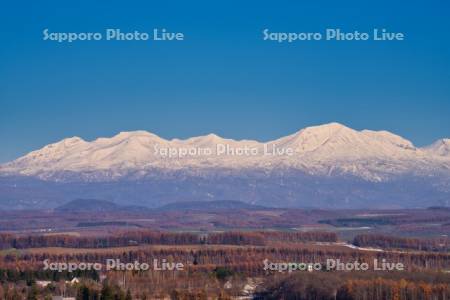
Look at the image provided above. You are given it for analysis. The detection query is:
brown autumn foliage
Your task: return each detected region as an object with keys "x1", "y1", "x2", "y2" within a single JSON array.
[
  {"x1": 257, "y1": 272, "x2": 450, "y2": 300},
  {"x1": 353, "y1": 234, "x2": 450, "y2": 252},
  {"x1": 0, "y1": 231, "x2": 449, "y2": 299},
  {"x1": 0, "y1": 230, "x2": 338, "y2": 249}
]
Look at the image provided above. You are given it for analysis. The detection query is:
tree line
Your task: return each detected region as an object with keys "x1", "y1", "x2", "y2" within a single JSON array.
[
  {"x1": 256, "y1": 271, "x2": 450, "y2": 300},
  {"x1": 353, "y1": 234, "x2": 450, "y2": 252},
  {"x1": 0, "y1": 230, "x2": 337, "y2": 249}
]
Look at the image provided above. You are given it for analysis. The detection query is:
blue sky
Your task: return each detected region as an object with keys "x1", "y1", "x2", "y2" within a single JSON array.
[{"x1": 1, "y1": 0, "x2": 449, "y2": 162}]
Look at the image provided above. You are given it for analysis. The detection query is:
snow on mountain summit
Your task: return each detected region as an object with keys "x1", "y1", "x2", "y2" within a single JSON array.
[
  {"x1": 424, "y1": 138, "x2": 450, "y2": 157},
  {"x1": 1, "y1": 124, "x2": 449, "y2": 181},
  {"x1": 274, "y1": 122, "x2": 417, "y2": 159}
]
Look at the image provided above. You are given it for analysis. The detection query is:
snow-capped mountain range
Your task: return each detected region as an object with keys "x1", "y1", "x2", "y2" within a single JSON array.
[
  {"x1": 1, "y1": 123, "x2": 449, "y2": 181},
  {"x1": 1, "y1": 123, "x2": 449, "y2": 209}
]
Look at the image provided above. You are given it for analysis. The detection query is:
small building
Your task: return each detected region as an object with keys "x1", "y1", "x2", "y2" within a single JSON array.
[
  {"x1": 71, "y1": 277, "x2": 80, "y2": 284},
  {"x1": 65, "y1": 277, "x2": 80, "y2": 285},
  {"x1": 36, "y1": 280, "x2": 52, "y2": 288},
  {"x1": 224, "y1": 280, "x2": 232, "y2": 289}
]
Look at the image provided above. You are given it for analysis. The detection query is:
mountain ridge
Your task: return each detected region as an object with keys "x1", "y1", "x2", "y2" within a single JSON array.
[
  {"x1": 1, "y1": 122, "x2": 449, "y2": 182},
  {"x1": 1, "y1": 123, "x2": 449, "y2": 210}
]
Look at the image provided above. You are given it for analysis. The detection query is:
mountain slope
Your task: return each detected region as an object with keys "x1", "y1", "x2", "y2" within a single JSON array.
[
  {"x1": 1, "y1": 122, "x2": 448, "y2": 181},
  {"x1": 424, "y1": 139, "x2": 450, "y2": 157},
  {"x1": 0, "y1": 123, "x2": 449, "y2": 209}
]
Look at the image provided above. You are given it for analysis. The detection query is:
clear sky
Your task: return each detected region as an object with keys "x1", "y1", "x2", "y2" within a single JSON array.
[{"x1": 1, "y1": 0, "x2": 449, "y2": 162}]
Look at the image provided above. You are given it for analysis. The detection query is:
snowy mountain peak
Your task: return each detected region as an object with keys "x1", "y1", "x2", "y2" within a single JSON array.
[
  {"x1": 309, "y1": 122, "x2": 348, "y2": 130},
  {"x1": 49, "y1": 136, "x2": 86, "y2": 147},
  {"x1": 361, "y1": 130, "x2": 415, "y2": 150},
  {"x1": 197, "y1": 133, "x2": 224, "y2": 142},
  {"x1": 63, "y1": 136, "x2": 85, "y2": 143},
  {"x1": 274, "y1": 122, "x2": 353, "y2": 150},
  {"x1": 1, "y1": 124, "x2": 450, "y2": 181},
  {"x1": 298, "y1": 122, "x2": 352, "y2": 136},
  {"x1": 273, "y1": 122, "x2": 415, "y2": 159},
  {"x1": 111, "y1": 130, "x2": 163, "y2": 141},
  {"x1": 424, "y1": 138, "x2": 450, "y2": 156},
  {"x1": 182, "y1": 133, "x2": 231, "y2": 146},
  {"x1": 27, "y1": 136, "x2": 87, "y2": 158}
]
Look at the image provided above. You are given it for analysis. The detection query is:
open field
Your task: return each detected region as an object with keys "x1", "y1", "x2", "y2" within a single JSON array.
[{"x1": 1, "y1": 206, "x2": 449, "y2": 240}]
